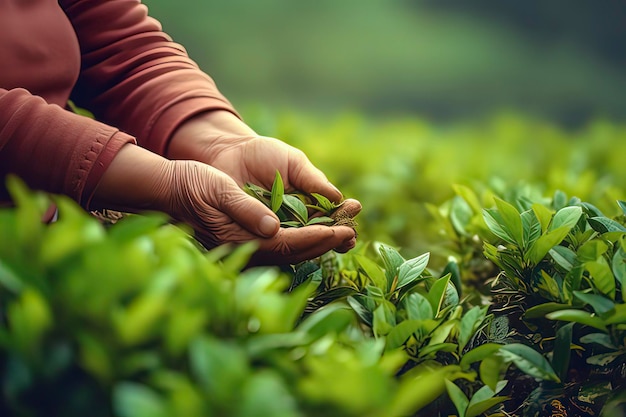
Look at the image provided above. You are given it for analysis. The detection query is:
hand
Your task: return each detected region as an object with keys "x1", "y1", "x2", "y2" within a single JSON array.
[
  {"x1": 162, "y1": 160, "x2": 360, "y2": 265},
  {"x1": 94, "y1": 144, "x2": 359, "y2": 265}
]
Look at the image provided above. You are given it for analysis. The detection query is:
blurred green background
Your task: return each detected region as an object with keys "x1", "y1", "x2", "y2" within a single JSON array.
[{"x1": 142, "y1": 0, "x2": 626, "y2": 126}]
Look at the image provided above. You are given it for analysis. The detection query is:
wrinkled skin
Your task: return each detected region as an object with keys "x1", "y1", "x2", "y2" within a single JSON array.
[{"x1": 162, "y1": 159, "x2": 361, "y2": 266}]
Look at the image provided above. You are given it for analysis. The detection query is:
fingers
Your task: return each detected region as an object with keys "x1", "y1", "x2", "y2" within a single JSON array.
[
  {"x1": 248, "y1": 225, "x2": 357, "y2": 266},
  {"x1": 285, "y1": 147, "x2": 343, "y2": 203}
]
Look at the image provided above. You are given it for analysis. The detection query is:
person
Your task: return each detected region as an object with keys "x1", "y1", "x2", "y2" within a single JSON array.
[{"x1": 0, "y1": 0, "x2": 361, "y2": 265}]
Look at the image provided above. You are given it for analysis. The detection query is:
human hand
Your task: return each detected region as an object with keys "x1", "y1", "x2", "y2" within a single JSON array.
[{"x1": 161, "y1": 160, "x2": 360, "y2": 265}]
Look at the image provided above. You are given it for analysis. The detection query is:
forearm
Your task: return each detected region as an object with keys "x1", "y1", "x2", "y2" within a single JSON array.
[
  {"x1": 91, "y1": 143, "x2": 172, "y2": 212},
  {"x1": 166, "y1": 110, "x2": 256, "y2": 160}
]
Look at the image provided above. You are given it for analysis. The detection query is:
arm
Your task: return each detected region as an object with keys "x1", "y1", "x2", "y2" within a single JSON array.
[
  {"x1": 0, "y1": 88, "x2": 134, "y2": 207},
  {"x1": 60, "y1": 0, "x2": 237, "y2": 156}
]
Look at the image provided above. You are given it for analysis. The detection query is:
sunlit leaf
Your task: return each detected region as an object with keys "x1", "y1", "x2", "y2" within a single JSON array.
[
  {"x1": 549, "y1": 206, "x2": 582, "y2": 232},
  {"x1": 282, "y1": 194, "x2": 308, "y2": 224},
  {"x1": 397, "y1": 252, "x2": 430, "y2": 291},
  {"x1": 585, "y1": 260, "x2": 616, "y2": 300},
  {"x1": 270, "y1": 170, "x2": 284, "y2": 213}
]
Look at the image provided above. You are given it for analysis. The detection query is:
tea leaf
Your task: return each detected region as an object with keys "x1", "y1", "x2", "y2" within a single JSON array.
[
  {"x1": 445, "y1": 379, "x2": 469, "y2": 417},
  {"x1": 479, "y1": 354, "x2": 505, "y2": 391},
  {"x1": 403, "y1": 292, "x2": 434, "y2": 321},
  {"x1": 546, "y1": 309, "x2": 608, "y2": 332},
  {"x1": 460, "y1": 343, "x2": 503, "y2": 370},
  {"x1": 270, "y1": 170, "x2": 284, "y2": 213},
  {"x1": 427, "y1": 275, "x2": 452, "y2": 316},
  {"x1": 578, "y1": 240, "x2": 609, "y2": 262},
  {"x1": 523, "y1": 302, "x2": 572, "y2": 320},
  {"x1": 498, "y1": 344, "x2": 560, "y2": 382},
  {"x1": 353, "y1": 254, "x2": 387, "y2": 290},
  {"x1": 618, "y1": 200, "x2": 626, "y2": 216},
  {"x1": 282, "y1": 194, "x2": 308, "y2": 224},
  {"x1": 532, "y1": 203, "x2": 554, "y2": 234},
  {"x1": 549, "y1": 206, "x2": 582, "y2": 232},
  {"x1": 494, "y1": 197, "x2": 524, "y2": 247},
  {"x1": 373, "y1": 301, "x2": 396, "y2": 337},
  {"x1": 612, "y1": 246, "x2": 626, "y2": 302},
  {"x1": 586, "y1": 352, "x2": 624, "y2": 366},
  {"x1": 527, "y1": 226, "x2": 573, "y2": 265},
  {"x1": 549, "y1": 245, "x2": 577, "y2": 271},
  {"x1": 397, "y1": 252, "x2": 430, "y2": 291},
  {"x1": 113, "y1": 382, "x2": 168, "y2": 417},
  {"x1": 589, "y1": 216, "x2": 626, "y2": 233},
  {"x1": 306, "y1": 216, "x2": 334, "y2": 226},
  {"x1": 458, "y1": 306, "x2": 488, "y2": 352},
  {"x1": 552, "y1": 322, "x2": 574, "y2": 382},
  {"x1": 521, "y1": 210, "x2": 541, "y2": 250},
  {"x1": 347, "y1": 295, "x2": 373, "y2": 326},
  {"x1": 386, "y1": 320, "x2": 422, "y2": 350},
  {"x1": 585, "y1": 260, "x2": 616, "y2": 299},
  {"x1": 466, "y1": 382, "x2": 508, "y2": 417},
  {"x1": 483, "y1": 209, "x2": 516, "y2": 245},
  {"x1": 377, "y1": 243, "x2": 405, "y2": 293},
  {"x1": 310, "y1": 193, "x2": 337, "y2": 212},
  {"x1": 579, "y1": 333, "x2": 617, "y2": 349},
  {"x1": 453, "y1": 184, "x2": 482, "y2": 214},
  {"x1": 573, "y1": 291, "x2": 615, "y2": 316}
]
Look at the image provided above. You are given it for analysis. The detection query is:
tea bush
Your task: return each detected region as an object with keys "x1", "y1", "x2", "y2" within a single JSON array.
[{"x1": 2, "y1": 111, "x2": 626, "y2": 416}]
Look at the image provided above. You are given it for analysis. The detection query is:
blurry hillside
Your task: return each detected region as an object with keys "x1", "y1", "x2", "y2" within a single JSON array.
[{"x1": 142, "y1": 0, "x2": 625, "y2": 126}]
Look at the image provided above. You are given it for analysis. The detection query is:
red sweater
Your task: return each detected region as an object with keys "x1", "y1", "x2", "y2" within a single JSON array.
[{"x1": 0, "y1": 0, "x2": 237, "y2": 207}]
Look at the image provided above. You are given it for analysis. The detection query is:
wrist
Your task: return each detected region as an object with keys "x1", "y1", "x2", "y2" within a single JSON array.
[
  {"x1": 92, "y1": 143, "x2": 174, "y2": 212},
  {"x1": 166, "y1": 110, "x2": 256, "y2": 160}
]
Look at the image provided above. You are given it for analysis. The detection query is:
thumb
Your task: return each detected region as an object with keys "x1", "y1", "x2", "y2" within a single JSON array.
[{"x1": 216, "y1": 182, "x2": 280, "y2": 238}]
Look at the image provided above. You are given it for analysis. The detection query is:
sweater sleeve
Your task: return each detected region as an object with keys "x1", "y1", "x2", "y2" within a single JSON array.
[
  {"x1": 0, "y1": 88, "x2": 135, "y2": 207},
  {"x1": 60, "y1": 0, "x2": 240, "y2": 157}
]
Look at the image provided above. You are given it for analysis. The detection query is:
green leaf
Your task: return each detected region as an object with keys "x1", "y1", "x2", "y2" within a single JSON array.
[
  {"x1": 573, "y1": 291, "x2": 615, "y2": 316},
  {"x1": 270, "y1": 170, "x2": 284, "y2": 213},
  {"x1": 460, "y1": 343, "x2": 503, "y2": 370},
  {"x1": 549, "y1": 245, "x2": 577, "y2": 272},
  {"x1": 452, "y1": 184, "x2": 482, "y2": 214},
  {"x1": 403, "y1": 292, "x2": 434, "y2": 321},
  {"x1": 523, "y1": 302, "x2": 572, "y2": 319},
  {"x1": 305, "y1": 216, "x2": 334, "y2": 225},
  {"x1": 618, "y1": 200, "x2": 626, "y2": 216},
  {"x1": 297, "y1": 304, "x2": 354, "y2": 340},
  {"x1": 113, "y1": 382, "x2": 169, "y2": 417},
  {"x1": 552, "y1": 322, "x2": 574, "y2": 382},
  {"x1": 527, "y1": 226, "x2": 574, "y2": 265},
  {"x1": 479, "y1": 354, "x2": 505, "y2": 391},
  {"x1": 377, "y1": 243, "x2": 405, "y2": 293},
  {"x1": 532, "y1": 203, "x2": 554, "y2": 234},
  {"x1": 396, "y1": 252, "x2": 430, "y2": 291},
  {"x1": 386, "y1": 320, "x2": 423, "y2": 350},
  {"x1": 450, "y1": 196, "x2": 473, "y2": 236},
  {"x1": 353, "y1": 254, "x2": 387, "y2": 290},
  {"x1": 521, "y1": 210, "x2": 541, "y2": 250},
  {"x1": 347, "y1": 295, "x2": 373, "y2": 326},
  {"x1": 310, "y1": 192, "x2": 337, "y2": 212},
  {"x1": 494, "y1": 198, "x2": 524, "y2": 247},
  {"x1": 612, "y1": 246, "x2": 626, "y2": 302},
  {"x1": 458, "y1": 306, "x2": 488, "y2": 353},
  {"x1": 426, "y1": 275, "x2": 451, "y2": 316},
  {"x1": 588, "y1": 217, "x2": 626, "y2": 233},
  {"x1": 466, "y1": 382, "x2": 509, "y2": 417},
  {"x1": 282, "y1": 194, "x2": 308, "y2": 224},
  {"x1": 373, "y1": 300, "x2": 396, "y2": 337},
  {"x1": 587, "y1": 352, "x2": 624, "y2": 366},
  {"x1": 498, "y1": 344, "x2": 560, "y2": 382},
  {"x1": 549, "y1": 206, "x2": 583, "y2": 232},
  {"x1": 586, "y1": 260, "x2": 616, "y2": 299},
  {"x1": 579, "y1": 333, "x2": 617, "y2": 349},
  {"x1": 235, "y1": 370, "x2": 300, "y2": 417},
  {"x1": 445, "y1": 379, "x2": 469, "y2": 417},
  {"x1": 483, "y1": 209, "x2": 516, "y2": 245},
  {"x1": 546, "y1": 309, "x2": 608, "y2": 332},
  {"x1": 578, "y1": 240, "x2": 609, "y2": 262}
]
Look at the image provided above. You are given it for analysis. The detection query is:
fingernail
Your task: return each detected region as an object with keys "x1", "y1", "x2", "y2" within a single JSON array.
[
  {"x1": 329, "y1": 182, "x2": 343, "y2": 199},
  {"x1": 259, "y1": 215, "x2": 279, "y2": 236}
]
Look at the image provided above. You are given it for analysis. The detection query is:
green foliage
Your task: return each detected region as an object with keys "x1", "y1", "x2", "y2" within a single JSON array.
[{"x1": 0, "y1": 178, "x2": 464, "y2": 417}]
